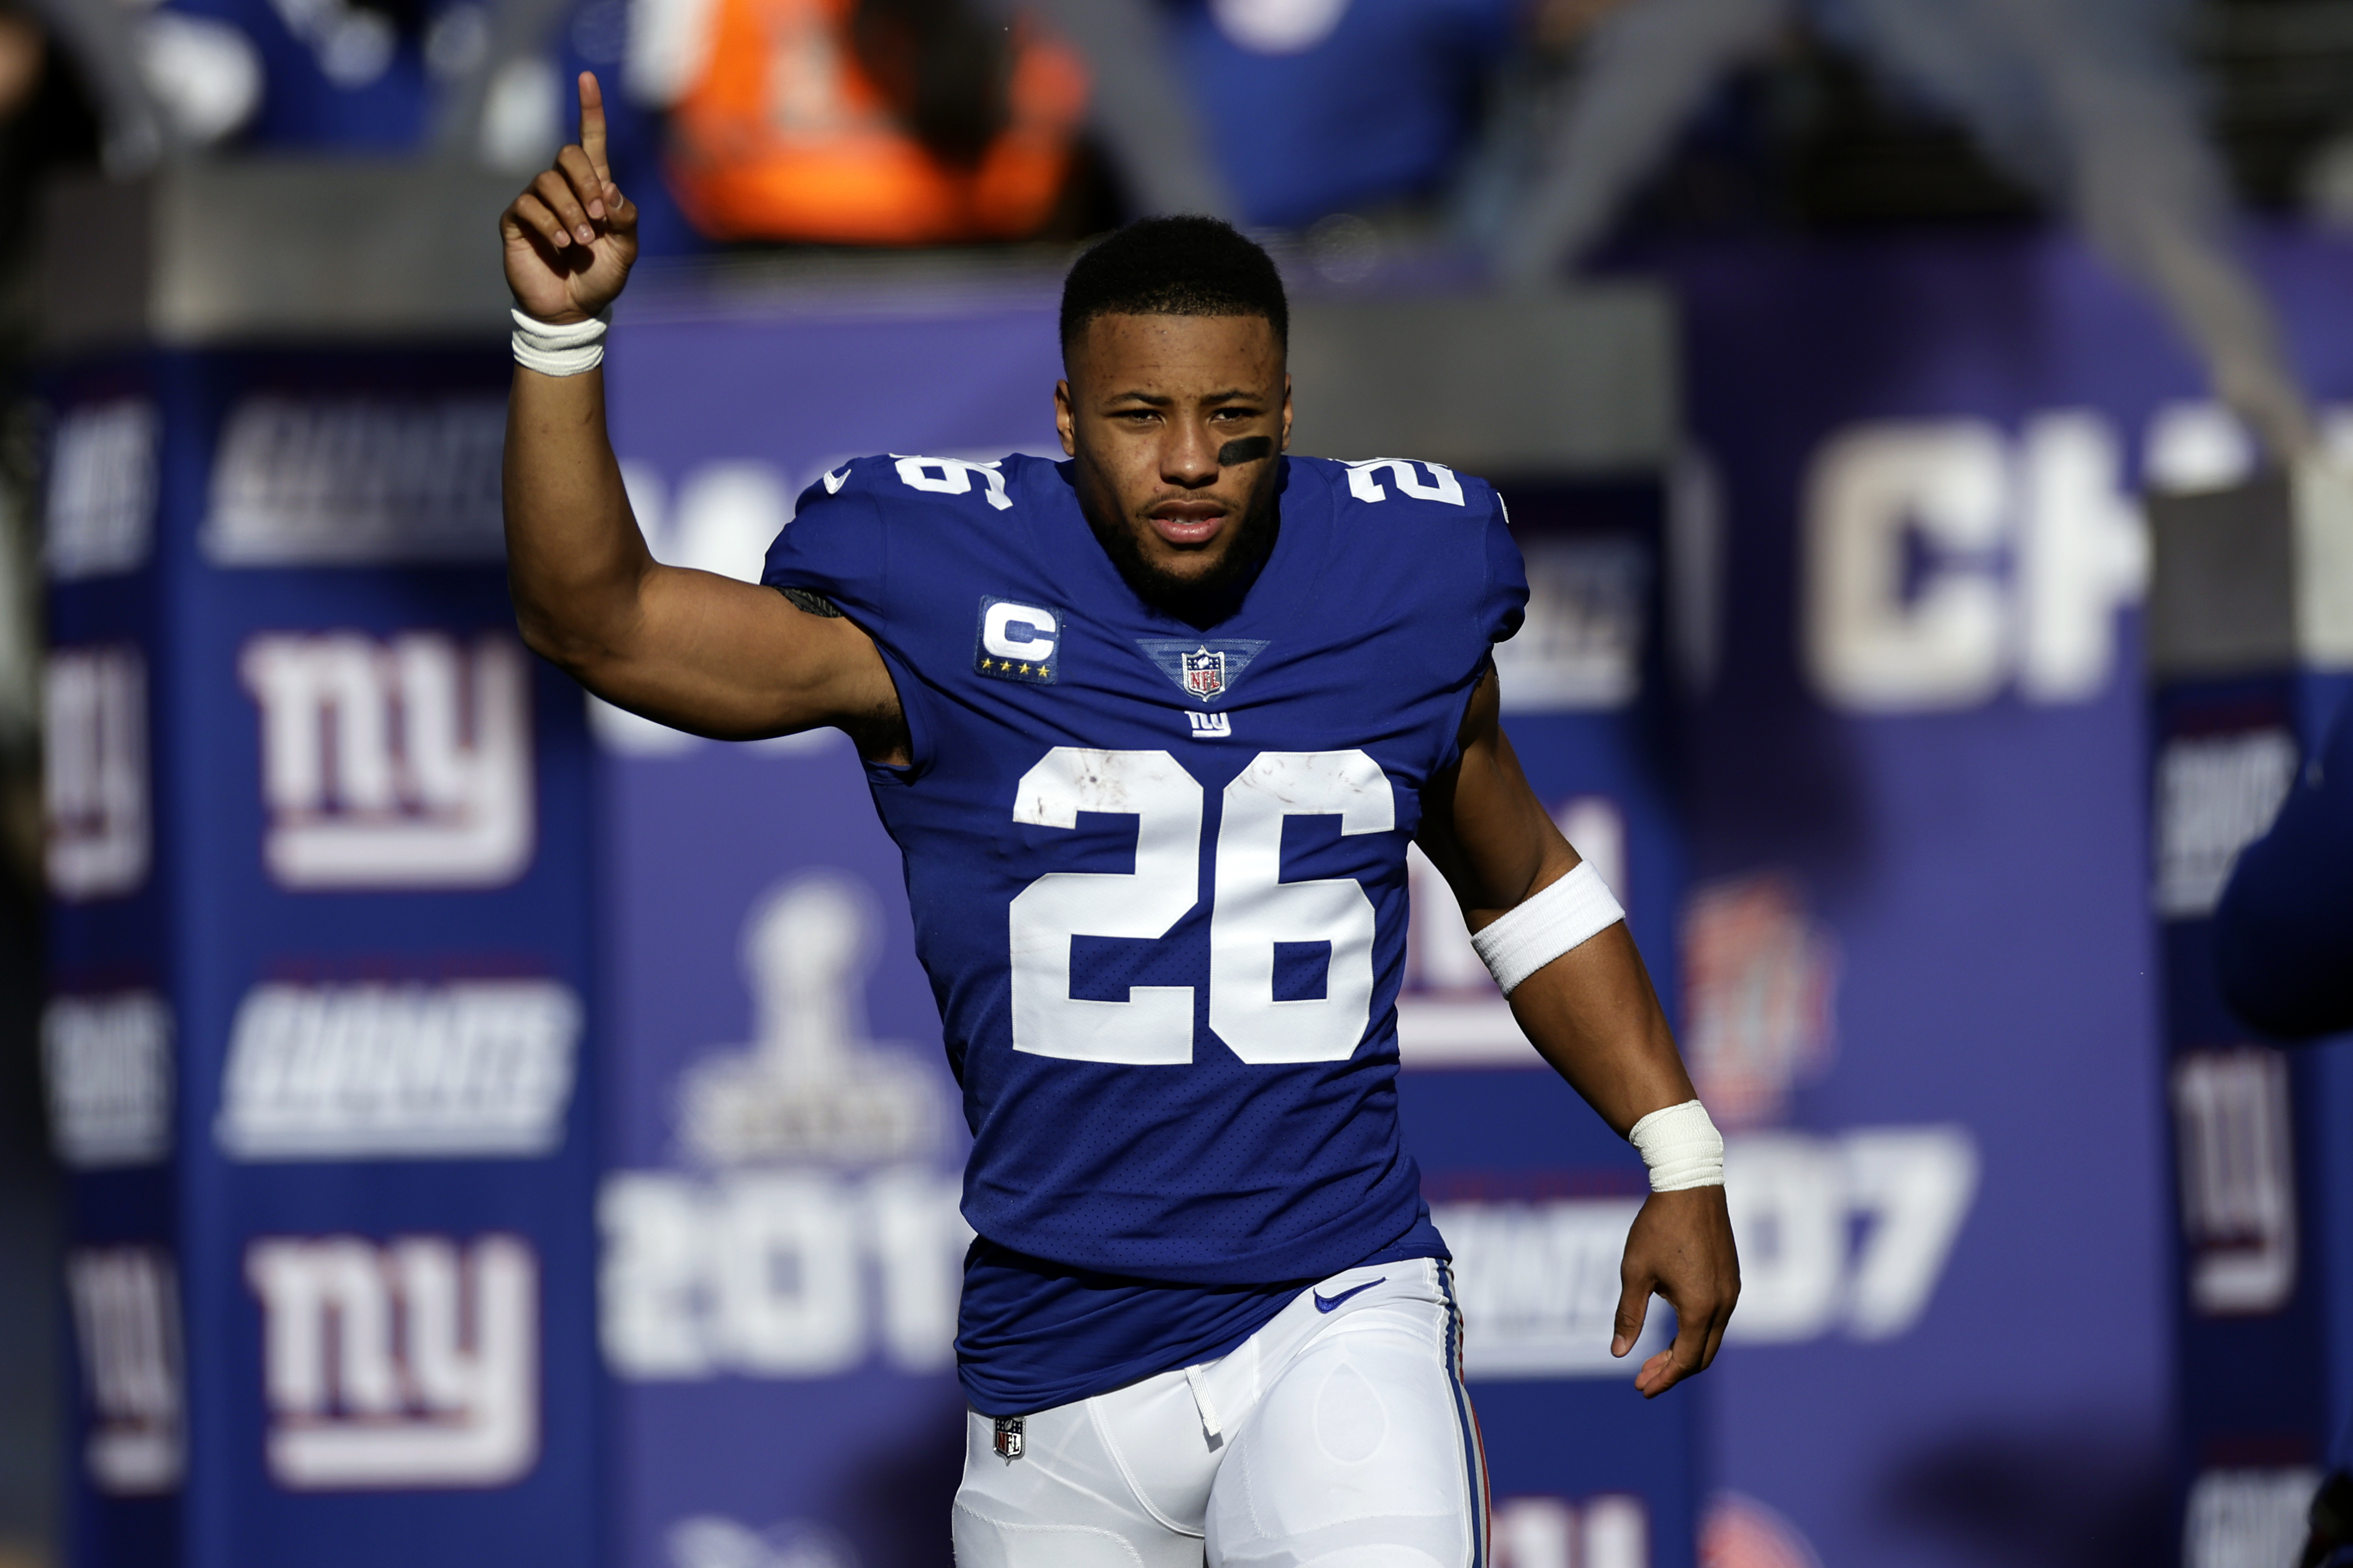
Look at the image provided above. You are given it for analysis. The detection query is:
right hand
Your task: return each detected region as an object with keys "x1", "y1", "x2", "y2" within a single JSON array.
[
  {"x1": 1613, "y1": 1183, "x2": 1739, "y2": 1398},
  {"x1": 501, "y1": 71, "x2": 639, "y2": 325}
]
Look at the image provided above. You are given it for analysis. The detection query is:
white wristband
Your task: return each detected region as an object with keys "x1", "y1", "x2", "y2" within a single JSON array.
[
  {"x1": 1628, "y1": 1100, "x2": 1724, "y2": 1192},
  {"x1": 1469, "y1": 861, "x2": 1626, "y2": 995},
  {"x1": 512, "y1": 307, "x2": 610, "y2": 376}
]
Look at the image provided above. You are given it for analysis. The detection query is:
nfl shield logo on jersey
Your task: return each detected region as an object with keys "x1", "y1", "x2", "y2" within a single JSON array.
[
  {"x1": 1183, "y1": 647, "x2": 1225, "y2": 698},
  {"x1": 1134, "y1": 637, "x2": 1269, "y2": 704},
  {"x1": 993, "y1": 1417, "x2": 1025, "y2": 1460}
]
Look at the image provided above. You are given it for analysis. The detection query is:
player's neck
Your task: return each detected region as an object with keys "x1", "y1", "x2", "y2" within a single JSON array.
[{"x1": 1085, "y1": 500, "x2": 1280, "y2": 630}]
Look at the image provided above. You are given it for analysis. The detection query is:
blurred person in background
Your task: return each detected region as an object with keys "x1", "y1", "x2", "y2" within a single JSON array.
[
  {"x1": 109, "y1": 0, "x2": 405, "y2": 151},
  {"x1": 2214, "y1": 709, "x2": 2353, "y2": 1568},
  {"x1": 1166, "y1": 0, "x2": 1519, "y2": 232},
  {"x1": 83, "y1": 0, "x2": 706, "y2": 247},
  {"x1": 1484, "y1": 0, "x2": 2318, "y2": 459},
  {"x1": 631, "y1": 0, "x2": 1544, "y2": 249},
  {"x1": 657, "y1": 0, "x2": 1091, "y2": 244}
]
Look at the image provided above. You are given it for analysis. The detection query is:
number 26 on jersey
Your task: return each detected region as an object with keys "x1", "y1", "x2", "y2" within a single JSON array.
[{"x1": 1010, "y1": 747, "x2": 1392, "y2": 1068}]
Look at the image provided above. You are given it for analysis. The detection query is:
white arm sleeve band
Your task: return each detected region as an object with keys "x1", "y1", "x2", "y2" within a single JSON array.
[
  {"x1": 1468, "y1": 860, "x2": 1626, "y2": 995},
  {"x1": 512, "y1": 308, "x2": 611, "y2": 376},
  {"x1": 1628, "y1": 1100, "x2": 1725, "y2": 1192}
]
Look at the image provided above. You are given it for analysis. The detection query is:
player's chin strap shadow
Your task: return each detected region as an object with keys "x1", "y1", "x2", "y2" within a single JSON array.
[{"x1": 1216, "y1": 437, "x2": 1274, "y2": 468}]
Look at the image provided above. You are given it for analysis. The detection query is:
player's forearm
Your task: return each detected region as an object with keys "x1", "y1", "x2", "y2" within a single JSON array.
[
  {"x1": 1505, "y1": 927, "x2": 1698, "y2": 1138},
  {"x1": 502, "y1": 364, "x2": 654, "y2": 680},
  {"x1": 1422, "y1": 671, "x2": 1698, "y2": 1127}
]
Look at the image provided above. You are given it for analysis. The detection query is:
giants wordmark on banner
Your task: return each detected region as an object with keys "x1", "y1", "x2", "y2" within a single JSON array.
[
  {"x1": 217, "y1": 979, "x2": 580, "y2": 1160},
  {"x1": 44, "y1": 990, "x2": 174, "y2": 1168},
  {"x1": 47, "y1": 399, "x2": 157, "y2": 581},
  {"x1": 205, "y1": 395, "x2": 507, "y2": 566}
]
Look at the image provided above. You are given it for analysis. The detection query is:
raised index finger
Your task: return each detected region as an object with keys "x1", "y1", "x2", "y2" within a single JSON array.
[{"x1": 578, "y1": 71, "x2": 610, "y2": 182}]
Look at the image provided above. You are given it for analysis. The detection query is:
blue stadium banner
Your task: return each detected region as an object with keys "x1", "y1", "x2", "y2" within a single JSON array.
[
  {"x1": 1652, "y1": 228, "x2": 2353, "y2": 1568},
  {"x1": 43, "y1": 345, "x2": 599, "y2": 1568}
]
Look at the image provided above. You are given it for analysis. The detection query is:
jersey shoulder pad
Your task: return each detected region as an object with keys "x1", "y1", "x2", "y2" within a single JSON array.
[
  {"x1": 766, "y1": 452, "x2": 1053, "y2": 621},
  {"x1": 1308, "y1": 456, "x2": 1522, "y2": 647},
  {"x1": 763, "y1": 456, "x2": 893, "y2": 617}
]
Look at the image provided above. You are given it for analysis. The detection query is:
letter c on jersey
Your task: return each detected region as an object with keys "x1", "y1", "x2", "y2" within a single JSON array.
[{"x1": 983, "y1": 604, "x2": 1058, "y2": 662}]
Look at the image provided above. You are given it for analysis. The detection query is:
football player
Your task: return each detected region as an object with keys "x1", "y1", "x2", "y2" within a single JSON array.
[{"x1": 502, "y1": 73, "x2": 1739, "y2": 1568}]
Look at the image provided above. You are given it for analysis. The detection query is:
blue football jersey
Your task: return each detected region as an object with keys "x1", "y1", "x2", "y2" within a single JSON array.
[{"x1": 762, "y1": 452, "x2": 1526, "y2": 1398}]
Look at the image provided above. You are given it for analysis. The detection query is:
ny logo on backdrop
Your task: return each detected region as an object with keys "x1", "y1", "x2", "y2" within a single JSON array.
[
  {"x1": 240, "y1": 632, "x2": 533, "y2": 889},
  {"x1": 2172, "y1": 1046, "x2": 2298, "y2": 1316},
  {"x1": 68, "y1": 1245, "x2": 184, "y2": 1495},
  {"x1": 45, "y1": 646, "x2": 149, "y2": 901},
  {"x1": 246, "y1": 1234, "x2": 538, "y2": 1489}
]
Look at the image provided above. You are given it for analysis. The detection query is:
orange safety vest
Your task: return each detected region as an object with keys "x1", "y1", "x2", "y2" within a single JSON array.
[{"x1": 666, "y1": 0, "x2": 1089, "y2": 245}]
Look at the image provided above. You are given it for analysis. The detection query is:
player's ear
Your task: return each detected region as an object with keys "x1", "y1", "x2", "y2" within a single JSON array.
[
  {"x1": 1280, "y1": 374, "x2": 1292, "y2": 452},
  {"x1": 1053, "y1": 379, "x2": 1077, "y2": 457}
]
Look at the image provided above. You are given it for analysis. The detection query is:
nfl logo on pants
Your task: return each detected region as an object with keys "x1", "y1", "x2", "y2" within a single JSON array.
[{"x1": 993, "y1": 1418, "x2": 1025, "y2": 1460}]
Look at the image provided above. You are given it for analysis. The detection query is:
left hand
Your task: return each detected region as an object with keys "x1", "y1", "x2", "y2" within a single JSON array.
[{"x1": 1612, "y1": 1185, "x2": 1739, "y2": 1398}]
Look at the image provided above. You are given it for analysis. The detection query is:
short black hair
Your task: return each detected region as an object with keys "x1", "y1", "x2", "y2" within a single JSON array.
[{"x1": 1059, "y1": 216, "x2": 1288, "y2": 354}]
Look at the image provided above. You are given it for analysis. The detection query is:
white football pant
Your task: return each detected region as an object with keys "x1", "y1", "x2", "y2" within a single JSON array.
[{"x1": 954, "y1": 1259, "x2": 1489, "y2": 1568}]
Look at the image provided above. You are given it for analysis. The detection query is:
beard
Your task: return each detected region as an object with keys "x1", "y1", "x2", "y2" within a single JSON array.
[{"x1": 1084, "y1": 492, "x2": 1281, "y2": 630}]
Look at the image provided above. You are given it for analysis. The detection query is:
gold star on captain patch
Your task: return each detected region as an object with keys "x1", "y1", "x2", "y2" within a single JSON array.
[
  {"x1": 980, "y1": 658, "x2": 996, "y2": 671},
  {"x1": 1019, "y1": 663, "x2": 1032, "y2": 676}
]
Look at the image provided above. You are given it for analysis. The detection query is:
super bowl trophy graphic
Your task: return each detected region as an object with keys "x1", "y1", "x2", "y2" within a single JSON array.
[{"x1": 678, "y1": 874, "x2": 945, "y2": 1168}]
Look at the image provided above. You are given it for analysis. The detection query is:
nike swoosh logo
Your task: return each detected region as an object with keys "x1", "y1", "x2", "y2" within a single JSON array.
[
  {"x1": 822, "y1": 466, "x2": 851, "y2": 494},
  {"x1": 1313, "y1": 1277, "x2": 1386, "y2": 1314}
]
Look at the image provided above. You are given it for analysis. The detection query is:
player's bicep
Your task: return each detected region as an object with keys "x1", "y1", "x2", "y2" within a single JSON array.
[
  {"x1": 1417, "y1": 665, "x2": 1578, "y2": 928},
  {"x1": 581, "y1": 563, "x2": 900, "y2": 744}
]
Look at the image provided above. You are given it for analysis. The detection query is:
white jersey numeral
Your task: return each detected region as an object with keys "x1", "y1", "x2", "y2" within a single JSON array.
[
  {"x1": 1211, "y1": 751, "x2": 1392, "y2": 1063},
  {"x1": 1343, "y1": 458, "x2": 1464, "y2": 506},
  {"x1": 1010, "y1": 749, "x2": 1203, "y2": 1064},
  {"x1": 1006, "y1": 747, "x2": 1392, "y2": 1066},
  {"x1": 892, "y1": 456, "x2": 1011, "y2": 511}
]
